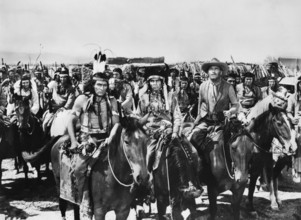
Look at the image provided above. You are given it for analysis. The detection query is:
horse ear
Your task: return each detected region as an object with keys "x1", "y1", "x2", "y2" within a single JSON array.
[
  {"x1": 269, "y1": 103, "x2": 277, "y2": 115},
  {"x1": 139, "y1": 112, "x2": 150, "y2": 126},
  {"x1": 120, "y1": 117, "x2": 128, "y2": 128}
]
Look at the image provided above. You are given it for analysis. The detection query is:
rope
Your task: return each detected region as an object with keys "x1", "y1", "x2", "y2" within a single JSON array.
[
  {"x1": 165, "y1": 149, "x2": 174, "y2": 220},
  {"x1": 222, "y1": 136, "x2": 234, "y2": 180},
  {"x1": 108, "y1": 139, "x2": 134, "y2": 187}
]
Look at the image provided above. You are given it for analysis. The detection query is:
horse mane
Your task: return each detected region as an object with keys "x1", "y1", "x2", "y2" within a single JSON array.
[
  {"x1": 121, "y1": 117, "x2": 146, "y2": 134},
  {"x1": 246, "y1": 96, "x2": 273, "y2": 122},
  {"x1": 167, "y1": 138, "x2": 189, "y2": 186}
]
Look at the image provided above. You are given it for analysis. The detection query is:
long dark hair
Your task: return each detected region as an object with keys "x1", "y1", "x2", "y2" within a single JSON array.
[
  {"x1": 19, "y1": 80, "x2": 32, "y2": 97},
  {"x1": 146, "y1": 79, "x2": 166, "y2": 107}
]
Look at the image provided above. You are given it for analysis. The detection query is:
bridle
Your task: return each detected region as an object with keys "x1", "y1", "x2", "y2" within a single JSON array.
[
  {"x1": 15, "y1": 102, "x2": 36, "y2": 135},
  {"x1": 108, "y1": 133, "x2": 135, "y2": 187}
]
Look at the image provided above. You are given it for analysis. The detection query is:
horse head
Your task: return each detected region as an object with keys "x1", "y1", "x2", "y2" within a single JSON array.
[
  {"x1": 13, "y1": 93, "x2": 32, "y2": 130},
  {"x1": 227, "y1": 119, "x2": 255, "y2": 183},
  {"x1": 119, "y1": 116, "x2": 150, "y2": 186},
  {"x1": 268, "y1": 103, "x2": 297, "y2": 152}
]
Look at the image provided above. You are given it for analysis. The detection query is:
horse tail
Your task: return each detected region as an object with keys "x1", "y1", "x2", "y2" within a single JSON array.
[{"x1": 22, "y1": 136, "x2": 61, "y2": 165}]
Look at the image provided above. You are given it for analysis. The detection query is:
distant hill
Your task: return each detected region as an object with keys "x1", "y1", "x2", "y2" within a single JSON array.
[{"x1": 0, "y1": 51, "x2": 90, "y2": 65}]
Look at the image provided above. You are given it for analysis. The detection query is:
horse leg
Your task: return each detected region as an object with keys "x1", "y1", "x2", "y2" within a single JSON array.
[
  {"x1": 231, "y1": 186, "x2": 245, "y2": 220},
  {"x1": 186, "y1": 198, "x2": 198, "y2": 220},
  {"x1": 0, "y1": 159, "x2": 5, "y2": 202},
  {"x1": 73, "y1": 204, "x2": 80, "y2": 220},
  {"x1": 93, "y1": 206, "x2": 106, "y2": 220},
  {"x1": 265, "y1": 158, "x2": 278, "y2": 210},
  {"x1": 115, "y1": 208, "x2": 131, "y2": 220},
  {"x1": 59, "y1": 198, "x2": 68, "y2": 220},
  {"x1": 157, "y1": 196, "x2": 168, "y2": 220},
  {"x1": 0, "y1": 159, "x2": 2, "y2": 187},
  {"x1": 46, "y1": 162, "x2": 50, "y2": 173},
  {"x1": 247, "y1": 155, "x2": 262, "y2": 216},
  {"x1": 23, "y1": 160, "x2": 29, "y2": 182},
  {"x1": 172, "y1": 199, "x2": 184, "y2": 220},
  {"x1": 273, "y1": 157, "x2": 288, "y2": 208},
  {"x1": 35, "y1": 165, "x2": 41, "y2": 181},
  {"x1": 14, "y1": 157, "x2": 20, "y2": 174},
  {"x1": 208, "y1": 185, "x2": 218, "y2": 220}
]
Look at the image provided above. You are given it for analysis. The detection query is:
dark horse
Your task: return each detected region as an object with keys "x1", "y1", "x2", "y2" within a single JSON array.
[
  {"x1": 153, "y1": 134, "x2": 201, "y2": 220},
  {"x1": 51, "y1": 116, "x2": 150, "y2": 220},
  {"x1": 183, "y1": 117, "x2": 255, "y2": 220},
  {"x1": 0, "y1": 118, "x2": 20, "y2": 194},
  {"x1": 246, "y1": 103, "x2": 297, "y2": 216},
  {"x1": 13, "y1": 93, "x2": 49, "y2": 180}
]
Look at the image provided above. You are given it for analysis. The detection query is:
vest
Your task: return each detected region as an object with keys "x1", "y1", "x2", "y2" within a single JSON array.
[
  {"x1": 80, "y1": 96, "x2": 113, "y2": 135},
  {"x1": 199, "y1": 80, "x2": 232, "y2": 119}
]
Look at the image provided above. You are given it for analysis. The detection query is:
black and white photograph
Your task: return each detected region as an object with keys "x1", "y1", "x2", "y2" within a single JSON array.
[{"x1": 0, "y1": 0, "x2": 301, "y2": 219}]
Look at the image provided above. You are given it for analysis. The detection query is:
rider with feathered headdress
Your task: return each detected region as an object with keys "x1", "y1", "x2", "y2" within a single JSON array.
[{"x1": 137, "y1": 64, "x2": 202, "y2": 198}]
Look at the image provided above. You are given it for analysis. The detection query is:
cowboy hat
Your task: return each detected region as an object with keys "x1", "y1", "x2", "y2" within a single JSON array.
[{"x1": 201, "y1": 58, "x2": 228, "y2": 75}]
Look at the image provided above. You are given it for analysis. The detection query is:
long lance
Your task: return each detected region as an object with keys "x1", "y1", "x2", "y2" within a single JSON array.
[{"x1": 230, "y1": 55, "x2": 240, "y2": 76}]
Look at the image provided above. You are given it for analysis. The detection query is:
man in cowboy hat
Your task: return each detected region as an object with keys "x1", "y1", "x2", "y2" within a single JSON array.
[
  {"x1": 236, "y1": 72, "x2": 262, "y2": 124},
  {"x1": 189, "y1": 58, "x2": 239, "y2": 150}
]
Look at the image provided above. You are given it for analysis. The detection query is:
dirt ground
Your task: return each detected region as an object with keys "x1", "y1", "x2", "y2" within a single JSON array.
[{"x1": 0, "y1": 158, "x2": 301, "y2": 220}]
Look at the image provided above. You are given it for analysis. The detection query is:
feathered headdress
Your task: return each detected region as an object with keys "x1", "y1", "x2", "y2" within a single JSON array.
[{"x1": 93, "y1": 51, "x2": 107, "y2": 74}]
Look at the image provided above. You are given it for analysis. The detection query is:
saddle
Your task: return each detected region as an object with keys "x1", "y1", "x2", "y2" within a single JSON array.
[
  {"x1": 151, "y1": 129, "x2": 194, "y2": 171},
  {"x1": 59, "y1": 137, "x2": 107, "y2": 206}
]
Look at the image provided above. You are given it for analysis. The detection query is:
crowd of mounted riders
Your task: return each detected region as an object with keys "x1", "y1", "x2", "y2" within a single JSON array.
[{"x1": 0, "y1": 55, "x2": 300, "y2": 220}]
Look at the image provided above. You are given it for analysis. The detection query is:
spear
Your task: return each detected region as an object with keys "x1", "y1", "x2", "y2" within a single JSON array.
[{"x1": 230, "y1": 55, "x2": 240, "y2": 76}]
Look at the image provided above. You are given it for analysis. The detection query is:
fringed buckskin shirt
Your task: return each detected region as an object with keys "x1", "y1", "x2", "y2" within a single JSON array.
[
  {"x1": 79, "y1": 94, "x2": 119, "y2": 143},
  {"x1": 137, "y1": 91, "x2": 182, "y2": 135}
]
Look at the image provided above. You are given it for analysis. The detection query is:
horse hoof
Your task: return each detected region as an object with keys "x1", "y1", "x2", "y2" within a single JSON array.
[
  {"x1": 248, "y1": 211, "x2": 258, "y2": 219},
  {"x1": 0, "y1": 195, "x2": 6, "y2": 202},
  {"x1": 271, "y1": 205, "x2": 279, "y2": 211},
  {"x1": 137, "y1": 210, "x2": 145, "y2": 219},
  {"x1": 277, "y1": 200, "x2": 282, "y2": 208}
]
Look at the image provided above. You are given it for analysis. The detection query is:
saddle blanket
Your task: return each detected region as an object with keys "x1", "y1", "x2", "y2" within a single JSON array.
[{"x1": 59, "y1": 140, "x2": 106, "y2": 219}]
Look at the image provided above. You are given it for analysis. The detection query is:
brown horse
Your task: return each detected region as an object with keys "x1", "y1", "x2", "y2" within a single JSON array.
[
  {"x1": 247, "y1": 103, "x2": 297, "y2": 216},
  {"x1": 0, "y1": 121, "x2": 20, "y2": 194},
  {"x1": 184, "y1": 117, "x2": 255, "y2": 220},
  {"x1": 51, "y1": 117, "x2": 150, "y2": 220},
  {"x1": 13, "y1": 93, "x2": 49, "y2": 180},
  {"x1": 152, "y1": 134, "x2": 201, "y2": 220}
]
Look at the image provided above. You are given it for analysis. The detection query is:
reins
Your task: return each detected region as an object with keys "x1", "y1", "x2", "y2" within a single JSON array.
[{"x1": 108, "y1": 136, "x2": 134, "y2": 187}]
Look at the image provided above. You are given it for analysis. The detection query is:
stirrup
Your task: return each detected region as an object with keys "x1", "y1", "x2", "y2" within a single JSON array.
[{"x1": 179, "y1": 182, "x2": 203, "y2": 198}]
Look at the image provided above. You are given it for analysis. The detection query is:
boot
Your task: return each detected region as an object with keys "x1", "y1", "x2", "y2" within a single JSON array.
[
  {"x1": 177, "y1": 163, "x2": 203, "y2": 199},
  {"x1": 178, "y1": 181, "x2": 203, "y2": 199}
]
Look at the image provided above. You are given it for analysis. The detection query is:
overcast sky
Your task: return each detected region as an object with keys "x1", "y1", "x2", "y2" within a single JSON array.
[{"x1": 0, "y1": 0, "x2": 300, "y2": 64}]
